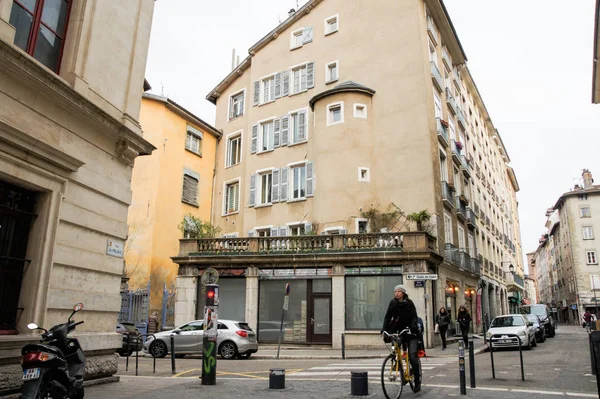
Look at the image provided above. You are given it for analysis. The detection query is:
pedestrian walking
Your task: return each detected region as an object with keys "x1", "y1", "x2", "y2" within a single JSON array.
[
  {"x1": 584, "y1": 310, "x2": 592, "y2": 332},
  {"x1": 435, "y1": 307, "x2": 451, "y2": 350},
  {"x1": 457, "y1": 305, "x2": 472, "y2": 348}
]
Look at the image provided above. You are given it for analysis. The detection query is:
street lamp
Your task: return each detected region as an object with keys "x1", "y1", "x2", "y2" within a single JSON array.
[{"x1": 508, "y1": 264, "x2": 515, "y2": 275}]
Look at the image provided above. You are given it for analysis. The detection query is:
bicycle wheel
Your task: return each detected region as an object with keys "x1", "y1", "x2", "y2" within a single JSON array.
[{"x1": 381, "y1": 354, "x2": 403, "y2": 399}]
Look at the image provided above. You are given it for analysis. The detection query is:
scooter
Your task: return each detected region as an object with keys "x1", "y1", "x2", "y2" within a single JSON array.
[{"x1": 21, "y1": 303, "x2": 86, "y2": 398}]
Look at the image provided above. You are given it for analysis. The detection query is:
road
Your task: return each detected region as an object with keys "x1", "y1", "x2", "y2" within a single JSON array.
[{"x1": 86, "y1": 325, "x2": 598, "y2": 398}]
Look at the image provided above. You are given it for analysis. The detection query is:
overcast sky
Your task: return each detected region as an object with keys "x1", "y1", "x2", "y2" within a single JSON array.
[{"x1": 145, "y1": 0, "x2": 600, "y2": 271}]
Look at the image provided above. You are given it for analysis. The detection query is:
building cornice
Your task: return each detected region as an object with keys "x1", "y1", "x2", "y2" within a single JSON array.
[
  {"x1": 308, "y1": 81, "x2": 376, "y2": 110},
  {"x1": 0, "y1": 39, "x2": 156, "y2": 160},
  {"x1": 553, "y1": 186, "x2": 600, "y2": 210},
  {"x1": 426, "y1": 0, "x2": 467, "y2": 64},
  {"x1": 507, "y1": 167, "x2": 519, "y2": 192}
]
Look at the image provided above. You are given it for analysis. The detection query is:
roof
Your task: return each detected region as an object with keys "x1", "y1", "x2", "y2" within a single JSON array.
[
  {"x1": 207, "y1": 0, "x2": 468, "y2": 104},
  {"x1": 593, "y1": 0, "x2": 600, "y2": 103},
  {"x1": 308, "y1": 81, "x2": 376, "y2": 110},
  {"x1": 552, "y1": 185, "x2": 600, "y2": 210},
  {"x1": 143, "y1": 93, "x2": 222, "y2": 139},
  {"x1": 507, "y1": 167, "x2": 519, "y2": 192}
]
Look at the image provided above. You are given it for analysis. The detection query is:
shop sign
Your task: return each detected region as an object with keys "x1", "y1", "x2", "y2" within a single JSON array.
[
  {"x1": 345, "y1": 266, "x2": 403, "y2": 275},
  {"x1": 259, "y1": 268, "x2": 332, "y2": 280}
]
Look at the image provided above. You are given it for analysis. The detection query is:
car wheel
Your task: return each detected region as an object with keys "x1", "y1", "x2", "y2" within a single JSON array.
[
  {"x1": 219, "y1": 341, "x2": 238, "y2": 359},
  {"x1": 237, "y1": 352, "x2": 252, "y2": 359},
  {"x1": 149, "y1": 340, "x2": 168, "y2": 358}
]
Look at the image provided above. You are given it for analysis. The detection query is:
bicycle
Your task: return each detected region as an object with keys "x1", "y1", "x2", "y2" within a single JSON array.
[{"x1": 381, "y1": 328, "x2": 419, "y2": 399}]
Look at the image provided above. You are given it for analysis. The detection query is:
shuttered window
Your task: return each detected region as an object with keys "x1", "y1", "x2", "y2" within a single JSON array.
[
  {"x1": 229, "y1": 91, "x2": 244, "y2": 120},
  {"x1": 289, "y1": 109, "x2": 307, "y2": 144},
  {"x1": 186, "y1": 127, "x2": 203, "y2": 156},
  {"x1": 224, "y1": 181, "x2": 240, "y2": 214},
  {"x1": 182, "y1": 174, "x2": 199, "y2": 206},
  {"x1": 226, "y1": 133, "x2": 242, "y2": 167}
]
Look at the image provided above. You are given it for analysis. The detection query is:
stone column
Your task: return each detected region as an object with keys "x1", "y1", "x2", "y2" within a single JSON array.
[
  {"x1": 174, "y1": 274, "x2": 197, "y2": 328},
  {"x1": 0, "y1": 0, "x2": 15, "y2": 43},
  {"x1": 245, "y1": 267, "x2": 259, "y2": 331},
  {"x1": 331, "y1": 265, "x2": 345, "y2": 349},
  {"x1": 489, "y1": 285, "x2": 498, "y2": 319}
]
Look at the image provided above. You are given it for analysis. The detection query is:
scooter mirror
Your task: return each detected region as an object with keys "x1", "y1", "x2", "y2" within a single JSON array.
[
  {"x1": 73, "y1": 303, "x2": 84, "y2": 312},
  {"x1": 27, "y1": 323, "x2": 39, "y2": 330}
]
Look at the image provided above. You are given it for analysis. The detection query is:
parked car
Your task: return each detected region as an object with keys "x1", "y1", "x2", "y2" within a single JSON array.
[
  {"x1": 520, "y1": 304, "x2": 556, "y2": 338},
  {"x1": 524, "y1": 314, "x2": 546, "y2": 343},
  {"x1": 486, "y1": 314, "x2": 537, "y2": 350},
  {"x1": 143, "y1": 319, "x2": 258, "y2": 359},
  {"x1": 258, "y1": 320, "x2": 294, "y2": 342},
  {"x1": 116, "y1": 322, "x2": 143, "y2": 356}
]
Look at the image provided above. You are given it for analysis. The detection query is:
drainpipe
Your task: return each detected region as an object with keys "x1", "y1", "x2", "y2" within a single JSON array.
[{"x1": 210, "y1": 132, "x2": 221, "y2": 226}]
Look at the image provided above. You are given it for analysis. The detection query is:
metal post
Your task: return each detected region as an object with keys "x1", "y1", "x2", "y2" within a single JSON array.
[
  {"x1": 591, "y1": 333, "x2": 597, "y2": 375},
  {"x1": 202, "y1": 284, "x2": 218, "y2": 385},
  {"x1": 458, "y1": 341, "x2": 466, "y2": 395},
  {"x1": 277, "y1": 284, "x2": 291, "y2": 360},
  {"x1": 125, "y1": 335, "x2": 130, "y2": 372},
  {"x1": 277, "y1": 306, "x2": 285, "y2": 360},
  {"x1": 170, "y1": 334, "x2": 176, "y2": 374},
  {"x1": 517, "y1": 334, "x2": 524, "y2": 381},
  {"x1": 135, "y1": 335, "x2": 139, "y2": 376},
  {"x1": 468, "y1": 338, "x2": 475, "y2": 388},
  {"x1": 341, "y1": 333, "x2": 346, "y2": 359},
  {"x1": 489, "y1": 337, "x2": 495, "y2": 379}
]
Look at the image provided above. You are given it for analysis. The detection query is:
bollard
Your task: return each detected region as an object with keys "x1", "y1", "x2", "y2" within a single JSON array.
[
  {"x1": 269, "y1": 368, "x2": 285, "y2": 389},
  {"x1": 341, "y1": 333, "x2": 346, "y2": 360},
  {"x1": 458, "y1": 342, "x2": 466, "y2": 395},
  {"x1": 517, "y1": 335, "x2": 524, "y2": 381},
  {"x1": 590, "y1": 331, "x2": 600, "y2": 397},
  {"x1": 350, "y1": 371, "x2": 369, "y2": 396},
  {"x1": 591, "y1": 333, "x2": 597, "y2": 376},
  {"x1": 125, "y1": 334, "x2": 130, "y2": 372},
  {"x1": 170, "y1": 334, "x2": 176, "y2": 374},
  {"x1": 135, "y1": 338, "x2": 139, "y2": 376},
  {"x1": 489, "y1": 338, "x2": 495, "y2": 379},
  {"x1": 468, "y1": 338, "x2": 475, "y2": 388}
]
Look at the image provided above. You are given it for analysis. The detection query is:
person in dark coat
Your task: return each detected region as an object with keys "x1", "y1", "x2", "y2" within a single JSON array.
[
  {"x1": 381, "y1": 284, "x2": 422, "y2": 392},
  {"x1": 457, "y1": 305, "x2": 472, "y2": 348},
  {"x1": 435, "y1": 307, "x2": 451, "y2": 350}
]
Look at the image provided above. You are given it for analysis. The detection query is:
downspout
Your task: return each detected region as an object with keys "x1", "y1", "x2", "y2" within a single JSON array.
[{"x1": 210, "y1": 131, "x2": 222, "y2": 227}]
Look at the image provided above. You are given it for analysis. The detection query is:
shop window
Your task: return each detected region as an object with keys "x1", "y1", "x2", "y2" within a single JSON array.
[
  {"x1": 196, "y1": 278, "x2": 246, "y2": 322},
  {"x1": 345, "y1": 276, "x2": 401, "y2": 330},
  {"x1": 258, "y1": 280, "x2": 308, "y2": 343}
]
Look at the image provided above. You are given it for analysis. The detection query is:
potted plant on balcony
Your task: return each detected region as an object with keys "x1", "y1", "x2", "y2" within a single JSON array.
[
  {"x1": 455, "y1": 141, "x2": 463, "y2": 150},
  {"x1": 440, "y1": 119, "x2": 449, "y2": 128},
  {"x1": 407, "y1": 210, "x2": 431, "y2": 231}
]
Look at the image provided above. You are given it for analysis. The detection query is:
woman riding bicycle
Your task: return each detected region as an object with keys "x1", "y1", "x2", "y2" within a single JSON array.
[{"x1": 381, "y1": 284, "x2": 422, "y2": 392}]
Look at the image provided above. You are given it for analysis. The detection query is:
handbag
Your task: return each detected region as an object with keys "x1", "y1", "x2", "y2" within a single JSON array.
[{"x1": 434, "y1": 323, "x2": 439, "y2": 333}]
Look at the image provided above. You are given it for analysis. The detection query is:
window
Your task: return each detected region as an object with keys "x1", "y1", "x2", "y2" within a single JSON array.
[
  {"x1": 228, "y1": 91, "x2": 245, "y2": 120},
  {"x1": 224, "y1": 180, "x2": 240, "y2": 215},
  {"x1": 185, "y1": 126, "x2": 203, "y2": 155},
  {"x1": 182, "y1": 171, "x2": 199, "y2": 206},
  {"x1": 579, "y1": 194, "x2": 589, "y2": 200},
  {"x1": 591, "y1": 275, "x2": 600, "y2": 290},
  {"x1": 289, "y1": 109, "x2": 308, "y2": 144},
  {"x1": 444, "y1": 211, "x2": 453, "y2": 244},
  {"x1": 434, "y1": 91, "x2": 442, "y2": 119},
  {"x1": 226, "y1": 132, "x2": 242, "y2": 167},
  {"x1": 260, "y1": 120, "x2": 274, "y2": 152},
  {"x1": 290, "y1": 27, "x2": 313, "y2": 49},
  {"x1": 262, "y1": 76, "x2": 275, "y2": 103},
  {"x1": 439, "y1": 149, "x2": 448, "y2": 181},
  {"x1": 256, "y1": 227, "x2": 272, "y2": 237},
  {"x1": 326, "y1": 61, "x2": 338, "y2": 84},
  {"x1": 290, "y1": 224, "x2": 305, "y2": 236},
  {"x1": 581, "y1": 207, "x2": 591, "y2": 218},
  {"x1": 584, "y1": 226, "x2": 594, "y2": 240},
  {"x1": 448, "y1": 117, "x2": 456, "y2": 140},
  {"x1": 324, "y1": 14, "x2": 338, "y2": 35},
  {"x1": 260, "y1": 172, "x2": 272, "y2": 205},
  {"x1": 354, "y1": 103, "x2": 367, "y2": 119},
  {"x1": 457, "y1": 225, "x2": 465, "y2": 249},
  {"x1": 587, "y1": 251, "x2": 598, "y2": 265},
  {"x1": 356, "y1": 219, "x2": 369, "y2": 234},
  {"x1": 327, "y1": 102, "x2": 344, "y2": 126},
  {"x1": 10, "y1": 0, "x2": 72, "y2": 73},
  {"x1": 292, "y1": 64, "x2": 308, "y2": 94},
  {"x1": 345, "y1": 276, "x2": 400, "y2": 330},
  {"x1": 428, "y1": 39, "x2": 437, "y2": 65},
  {"x1": 358, "y1": 167, "x2": 370, "y2": 182},
  {"x1": 291, "y1": 164, "x2": 307, "y2": 200}
]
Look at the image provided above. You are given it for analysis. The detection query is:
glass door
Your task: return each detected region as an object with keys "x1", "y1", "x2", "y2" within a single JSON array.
[{"x1": 309, "y1": 295, "x2": 331, "y2": 343}]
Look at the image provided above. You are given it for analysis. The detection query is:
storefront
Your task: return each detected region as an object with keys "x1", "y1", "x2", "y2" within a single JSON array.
[{"x1": 445, "y1": 280, "x2": 459, "y2": 336}]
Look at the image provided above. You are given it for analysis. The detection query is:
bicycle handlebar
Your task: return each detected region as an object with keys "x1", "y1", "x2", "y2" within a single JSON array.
[{"x1": 382, "y1": 327, "x2": 413, "y2": 338}]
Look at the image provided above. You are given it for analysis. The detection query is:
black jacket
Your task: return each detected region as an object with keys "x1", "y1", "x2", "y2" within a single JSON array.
[
  {"x1": 457, "y1": 310, "x2": 472, "y2": 328},
  {"x1": 435, "y1": 312, "x2": 451, "y2": 327},
  {"x1": 382, "y1": 298, "x2": 418, "y2": 334}
]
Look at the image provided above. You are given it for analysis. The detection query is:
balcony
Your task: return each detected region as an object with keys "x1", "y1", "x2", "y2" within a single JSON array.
[
  {"x1": 466, "y1": 207, "x2": 476, "y2": 229},
  {"x1": 470, "y1": 257, "x2": 481, "y2": 276},
  {"x1": 451, "y1": 140, "x2": 462, "y2": 164},
  {"x1": 461, "y1": 155, "x2": 472, "y2": 178},
  {"x1": 485, "y1": 215, "x2": 491, "y2": 228},
  {"x1": 455, "y1": 196, "x2": 467, "y2": 221},
  {"x1": 427, "y1": 16, "x2": 439, "y2": 44},
  {"x1": 442, "y1": 46, "x2": 452, "y2": 70},
  {"x1": 445, "y1": 87, "x2": 457, "y2": 115},
  {"x1": 442, "y1": 181, "x2": 455, "y2": 208},
  {"x1": 431, "y1": 62, "x2": 443, "y2": 92},
  {"x1": 436, "y1": 118, "x2": 449, "y2": 146},
  {"x1": 444, "y1": 245, "x2": 480, "y2": 276},
  {"x1": 456, "y1": 106, "x2": 467, "y2": 129},
  {"x1": 473, "y1": 203, "x2": 480, "y2": 218},
  {"x1": 506, "y1": 272, "x2": 525, "y2": 290}
]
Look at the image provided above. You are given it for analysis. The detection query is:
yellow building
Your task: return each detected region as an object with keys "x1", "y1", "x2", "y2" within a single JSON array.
[{"x1": 126, "y1": 94, "x2": 221, "y2": 314}]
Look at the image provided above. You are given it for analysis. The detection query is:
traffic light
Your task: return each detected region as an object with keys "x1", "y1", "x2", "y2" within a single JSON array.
[{"x1": 206, "y1": 284, "x2": 218, "y2": 306}]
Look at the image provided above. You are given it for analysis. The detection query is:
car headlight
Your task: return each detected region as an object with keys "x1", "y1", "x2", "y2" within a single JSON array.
[
  {"x1": 486, "y1": 331, "x2": 492, "y2": 338},
  {"x1": 518, "y1": 330, "x2": 526, "y2": 336}
]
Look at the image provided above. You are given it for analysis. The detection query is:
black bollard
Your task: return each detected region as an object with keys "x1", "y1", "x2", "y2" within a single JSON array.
[
  {"x1": 458, "y1": 341, "x2": 466, "y2": 395},
  {"x1": 135, "y1": 340, "x2": 139, "y2": 376},
  {"x1": 269, "y1": 368, "x2": 285, "y2": 389},
  {"x1": 489, "y1": 338, "x2": 495, "y2": 379},
  {"x1": 350, "y1": 371, "x2": 369, "y2": 396},
  {"x1": 591, "y1": 332, "x2": 597, "y2": 376},
  {"x1": 125, "y1": 334, "x2": 130, "y2": 372},
  {"x1": 469, "y1": 338, "x2": 475, "y2": 388},
  {"x1": 171, "y1": 334, "x2": 176, "y2": 374},
  {"x1": 341, "y1": 333, "x2": 346, "y2": 360},
  {"x1": 517, "y1": 335, "x2": 524, "y2": 381}
]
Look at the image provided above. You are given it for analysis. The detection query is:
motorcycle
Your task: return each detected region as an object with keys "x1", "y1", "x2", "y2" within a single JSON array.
[{"x1": 21, "y1": 303, "x2": 86, "y2": 398}]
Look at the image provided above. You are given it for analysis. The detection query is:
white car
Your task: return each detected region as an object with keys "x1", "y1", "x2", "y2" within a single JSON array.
[{"x1": 486, "y1": 314, "x2": 537, "y2": 350}]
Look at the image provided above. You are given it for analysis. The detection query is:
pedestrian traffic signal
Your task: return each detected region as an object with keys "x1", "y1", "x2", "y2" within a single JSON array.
[{"x1": 206, "y1": 284, "x2": 218, "y2": 306}]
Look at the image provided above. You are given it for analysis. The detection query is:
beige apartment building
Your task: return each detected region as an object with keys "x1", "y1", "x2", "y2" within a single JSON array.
[
  {"x1": 173, "y1": 0, "x2": 524, "y2": 349},
  {"x1": 0, "y1": 0, "x2": 154, "y2": 393},
  {"x1": 535, "y1": 170, "x2": 600, "y2": 323}
]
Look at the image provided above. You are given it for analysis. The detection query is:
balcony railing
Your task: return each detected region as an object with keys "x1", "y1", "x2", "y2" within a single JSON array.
[
  {"x1": 444, "y1": 245, "x2": 480, "y2": 276},
  {"x1": 427, "y1": 16, "x2": 439, "y2": 45},
  {"x1": 442, "y1": 46, "x2": 452, "y2": 69},
  {"x1": 431, "y1": 62, "x2": 443, "y2": 92},
  {"x1": 451, "y1": 140, "x2": 462, "y2": 164},
  {"x1": 506, "y1": 272, "x2": 525, "y2": 289},
  {"x1": 445, "y1": 87, "x2": 457, "y2": 115},
  {"x1": 455, "y1": 196, "x2": 467, "y2": 220},
  {"x1": 474, "y1": 203, "x2": 480, "y2": 218},
  {"x1": 456, "y1": 106, "x2": 467, "y2": 129},
  {"x1": 436, "y1": 118, "x2": 449, "y2": 146},
  {"x1": 442, "y1": 181, "x2": 455, "y2": 207},
  {"x1": 179, "y1": 232, "x2": 436, "y2": 257},
  {"x1": 466, "y1": 207, "x2": 476, "y2": 228},
  {"x1": 461, "y1": 155, "x2": 472, "y2": 177}
]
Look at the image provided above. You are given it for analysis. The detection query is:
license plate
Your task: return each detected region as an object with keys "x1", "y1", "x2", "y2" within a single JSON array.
[
  {"x1": 498, "y1": 339, "x2": 512, "y2": 343},
  {"x1": 23, "y1": 368, "x2": 40, "y2": 381}
]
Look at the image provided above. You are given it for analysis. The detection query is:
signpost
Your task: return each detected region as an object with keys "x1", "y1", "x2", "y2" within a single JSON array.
[
  {"x1": 277, "y1": 283, "x2": 291, "y2": 359},
  {"x1": 201, "y1": 284, "x2": 218, "y2": 385},
  {"x1": 405, "y1": 273, "x2": 438, "y2": 280}
]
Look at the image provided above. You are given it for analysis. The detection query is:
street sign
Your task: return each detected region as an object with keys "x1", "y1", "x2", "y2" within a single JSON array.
[
  {"x1": 283, "y1": 296, "x2": 289, "y2": 311},
  {"x1": 405, "y1": 273, "x2": 438, "y2": 280},
  {"x1": 285, "y1": 283, "x2": 291, "y2": 296},
  {"x1": 414, "y1": 281, "x2": 425, "y2": 288},
  {"x1": 201, "y1": 268, "x2": 219, "y2": 286}
]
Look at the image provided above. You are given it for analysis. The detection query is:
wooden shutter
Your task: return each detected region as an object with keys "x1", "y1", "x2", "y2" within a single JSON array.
[
  {"x1": 272, "y1": 169, "x2": 280, "y2": 203},
  {"x1": 307, "y1": 62, "x2": 315, "y2": 89},
  {"x1": 280, "y1": 167, "x2": 289, "y2": 202},
  {"x1": 274, "y1": 72, "x2": 282, "y2": 98},
  {"x1": 305, "y1": 223, "x2": 312, "y2": 234},
  {"x1": 279, "y1": 226, "x2": 287, "y2": 237},
  {"x1": 251, "y1": 124, "x2": 258, "y2": 154},
  {"x1": 280, "y1": 115, "x2": 289, "y2": 146},
  {"x1": 249, "y1": 174, "x2": 256, "y2": 207},
  {"x1": 182, "y1": 174, "x2": 199, "y2": 205},
  {"x1": 282, "y1": 70, "x2": 290, "y2": 96},
  {"x1": 271, "y1": 227, "x2": 278, "y2": 237},
  {"x1": 302, "y1": 27, "x2": 314, "y2": 44},
  {"x1": 273, "y1": 118, "x2": 281, "y2": 148},
  {"x1": 306, "y1": 161, "x2": 314, "y2": 197},
  {"x1": 298, "y1": 111, "x2": 307, "y2": 142},
  {"x1": 234, "y1": 183, "x2": 240, "y2": 211},
  {"x1": 253, "y1": 81, "x2": 260, "y2": 105},
  {"x1": 269, "y1": 78, "x2": 276, "y2": 102}
]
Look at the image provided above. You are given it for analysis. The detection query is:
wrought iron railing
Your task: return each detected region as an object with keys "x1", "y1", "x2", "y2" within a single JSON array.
[{"x1": 430, "y1": 61, "x2": 443, "y2": 91}]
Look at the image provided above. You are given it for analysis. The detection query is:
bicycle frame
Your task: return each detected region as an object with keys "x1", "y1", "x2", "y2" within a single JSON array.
[{"x1": 385, "y1": 329, "x2": 413, "y2": 384}]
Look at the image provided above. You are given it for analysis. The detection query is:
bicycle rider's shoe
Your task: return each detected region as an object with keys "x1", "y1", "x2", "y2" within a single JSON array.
[{"x1": 413, "y1": 378, "x2": 422, "y2": 392}]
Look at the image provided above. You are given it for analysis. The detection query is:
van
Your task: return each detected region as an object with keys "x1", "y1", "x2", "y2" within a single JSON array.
[{"x1": 519, "y1": 304, "x2": 556, "y2": 337}]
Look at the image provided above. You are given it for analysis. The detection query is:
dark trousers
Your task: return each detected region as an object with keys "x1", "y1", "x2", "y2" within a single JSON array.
[
  {"x1": 407, "y1": 338, "x2": 421, "y2": 382},
  {"x1": 460, "y1": 324, "x2": 469, "y2": 348},
  {"x1": 439, "y1": 325, "x2": 448, "y2": 348}
]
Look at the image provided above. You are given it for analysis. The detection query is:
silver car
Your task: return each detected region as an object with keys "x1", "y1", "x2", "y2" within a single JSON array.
[
  {"x1": 143, "y1": 319, "x2": 258, "y2": 359},
  {"x1": 485, "y1": 314, "x2": 537, "y2": 350}
]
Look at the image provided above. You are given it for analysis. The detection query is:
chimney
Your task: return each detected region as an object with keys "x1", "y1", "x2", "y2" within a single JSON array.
[
  {"x1": 288, "y1": 8, "x2": 295, "y2": 17},
  {"x1": 583, "y1": 169, "x2": 594, "y2": 189}
]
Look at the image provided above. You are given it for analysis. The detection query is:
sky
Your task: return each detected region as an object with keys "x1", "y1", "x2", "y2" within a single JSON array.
[{"x1": 144, "y1": 0, "x2": 600, "y2": 271}]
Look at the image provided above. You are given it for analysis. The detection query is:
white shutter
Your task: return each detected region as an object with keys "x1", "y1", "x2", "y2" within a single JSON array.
[
  {"x1": 270, "y1": 78, "x2": 276, "y2": 102},
  {"x1": 280, "y1": 115, "x2": 289, "y2": 146},
  {"x1": 298, "y1": 110, "x2": 307, "y2": 142},
  {"x1": 280, "y1": 167, "x2": 289, "y2": 202},
  {"x1": 273, "y1": 118, "x2": 281, "y2": 148},
  {"x1": 279, "y1": 226, "x2": 287, "y2": 237},
  {"x1": 282, "y1": 70, "x2": 290, "y2": 96},
  {"x1": 306, "y1": 161, "x2": 314, "y2": 197},
  {"x1": 271, "y1": 227, "x2": 278, "y2": 237},
  {"x1": 272, "y1": 169, "x2": 280, "y2": 203},
  {"x1": 274, "y1": 72, "x2": 282, "y2": 98},
  {"x1": 253, "y1": 81, "x2": 260, "y2": 105},
  {"x1": 307, "y1": 62, "x2": 315, "y2": 89},
  {"x1": 228, "y1": 99, "x2": 234, "y2": 120},
  {"x1": 302, "y1": 27, "x2": 314, "y2": 44},
  {"x1": 234, "y1": 183, "x2": 240, "y2": 212},
  {"x1": 305, "y1": 223, "x2": 312, "y2": 234},
  {"x1": 251, "y1": 124, "x2": 258, "y2": 154},
  {"x1": 249, "y1": 174, "x2": 256, "y2": 207}
]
